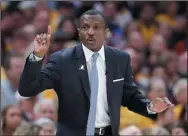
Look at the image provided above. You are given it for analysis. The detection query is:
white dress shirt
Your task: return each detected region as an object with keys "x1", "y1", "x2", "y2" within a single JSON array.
[{"x1": 82, "y1": 44, "x2": 110, "y2": 128}]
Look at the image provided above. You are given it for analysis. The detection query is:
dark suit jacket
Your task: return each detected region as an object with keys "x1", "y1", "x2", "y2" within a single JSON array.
[{"x1": 19, "y1": 44, "x2": 156, "y2": 136}]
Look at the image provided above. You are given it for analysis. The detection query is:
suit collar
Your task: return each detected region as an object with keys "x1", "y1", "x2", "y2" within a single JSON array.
[
  {"x1": 75, "y1": 44, "x2": 91, "y2": 103},
  {"x1": 75, "y1": 43, "x2": 84, "y2": 59},
  {"x1": 82, "y1": 43, "x2": 105, "y2": 62}
]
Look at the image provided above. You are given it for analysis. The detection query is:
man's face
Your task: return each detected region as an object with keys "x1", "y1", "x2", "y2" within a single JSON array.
[
  {"x1": 78, "y1": 14, "x2": 108, "y2": 52},
  {"x1": 140, "y1": 4, "x2": 155, "y2": 22},
  {"x1": 8, "y1": 57, "x2": 25, "y2": 80},
  {"x1": 6, "y1": 106, "x2": 22, "y2": 129},
  {"x1": 36, "y1": 103, "x2": 57, "y2": 122}
]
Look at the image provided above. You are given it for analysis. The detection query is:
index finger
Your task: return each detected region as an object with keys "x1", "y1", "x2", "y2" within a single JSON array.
[{"x1": 47, "y1": 25, "x2": 51, "y2": 36}]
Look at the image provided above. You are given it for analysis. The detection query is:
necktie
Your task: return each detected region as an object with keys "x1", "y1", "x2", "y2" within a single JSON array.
[{"x1": 86, "y1": 53, "x2": 99, "y2": 135}]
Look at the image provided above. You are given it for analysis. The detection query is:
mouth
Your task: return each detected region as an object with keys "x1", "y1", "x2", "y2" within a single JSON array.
[{"x1": 87, "y1": 38, "x2": 95, "y2": 44}]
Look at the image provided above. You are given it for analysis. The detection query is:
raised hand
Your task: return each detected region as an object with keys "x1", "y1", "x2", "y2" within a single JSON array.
[
  {"x1": 34, "y1": 26, "x2": 52, "y2": 57},
  {"x1": 149, "y1": 97, "x2": 174, "y2": 113}
]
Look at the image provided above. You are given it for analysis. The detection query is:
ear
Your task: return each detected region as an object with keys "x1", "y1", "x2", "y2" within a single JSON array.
[
  {"x1": 105, "y1": 28, "x2": 110, "y2": 38},
  {"x1": 77, "y1": 28, "x2": 80, "y2": 36}
]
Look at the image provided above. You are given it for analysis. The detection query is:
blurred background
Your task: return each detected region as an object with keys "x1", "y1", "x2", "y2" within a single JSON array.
[{"x1": 1, "y1": 1, "x2": 187, "y2": 136}]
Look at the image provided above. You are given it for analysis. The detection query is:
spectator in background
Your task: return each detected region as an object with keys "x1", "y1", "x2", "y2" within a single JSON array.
[
  {"x1": 103, "y1": 1, "x2": 124, "y2": 48},
  {"x1": 179, "y1": 104, "x2": 188, "y2": 134},
  {"x1": 172, "y1": 79, "x2": 187, "y2": 120},
  {"x1": 34, "y1": 117, "x2": 56, "y2": 136},
  {"x1": 138, "y1": 3, "x2": 158, "y2": 45},
  {"x1": 119, "y1": 124, "x2": 142, "y2": 135},
  {"x1": 124, "y1": 48, "x2": 142, "y2": 76},
  {"x1": 1, "y1": 87, "x2": 18, "y2": 111},
  {"x1": 1, "y1": 105, "x2": 23, "y2": 135},
  {"x1": 3, "y1": 2, "x2": 27, "y2": 31},
  {"x1": 171, "y1": 124, "x2": 187, "y2": 136},
  {"x1": 156, "y1": 1, "x2": 178, "y2": 28},
  {"x1": 49, "y1": 1, "x2": 75, "y2": 33},
  {"x1": 35, "y1": 1, "x2": 50, "y2": 13},
  {"x1": 148, "y1": 34, "x2": 169, "y2": 69},
  {"x1": 142, "y1": 126, "x2": 170, "y2": 135},
  {"x1": 165, "y1": 122, "x2": 187, "y2": 136},
  {"x1": 33, "y1": 99, "x2": 57, "y2": 123},
  {"x1": 33, "y1": 10, "x2": 50, "y2": 34},
  {"x1": 127, "y1": 31, "x2": 146, "y2": 52},
  {"x1": 164, "y1": 52, "x2": 179, "y2": 88},
  {"x1": 18, "y1": 1, "x2": 37, "y2": 24},
  {"x1": 149, "y1": 34, "x2": 168, "y2": 55},
  {"x1": 9, "y1": 27, "x2": 31, "y2": 55},
  {"x1": 115, "y1": 2, "x2": 133, "y2": 30},
  {"x1": 170, "y1": 15, "x2": 187, "y2": 50},
  {"x1": 2, "y1": 53, "x2": 25, "y2": 93},
  {"x1": 146, "y1": 77, "x2": 167, "y2": 101},
  {"x1": 157, "y1": 22, "x2": 172, "y2": 42},
  {"x1": 13, "y1": 123, "x2": 42, "y2": 136},
  {"x1": 57, "y1": 16, "x2": 79, "y2": 41},
  {"x1": 1, "y1": 53, "x2": 25, "y2": 110},
  {"x1": 156, "y1": 108, "x2": 175, "y2": 128},
  {"x1": 15, "y1": 91, "x2": 37, "y2": 122},
  {"x1": 151, "y1": 66, "x2": 168, "y2": 84}
]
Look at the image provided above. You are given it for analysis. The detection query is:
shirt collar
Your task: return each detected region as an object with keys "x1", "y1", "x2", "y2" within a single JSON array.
[{"x1": 82, "y1": 43, "x2": 105, "y2": 62}]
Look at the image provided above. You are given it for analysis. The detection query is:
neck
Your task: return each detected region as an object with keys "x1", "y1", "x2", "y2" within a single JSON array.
[
  {"x1": 142, "y1": 20, "x2": 154, "y2": 27},
  {"x1": 156, "y1": 119, "x2": 166, "y2": 127},
  {"x1": 6, "y1": 75, "x2": 19, "y2": 91},
  {"x1": 3, "y1": 127, "x2": 15, "y2": 135}
]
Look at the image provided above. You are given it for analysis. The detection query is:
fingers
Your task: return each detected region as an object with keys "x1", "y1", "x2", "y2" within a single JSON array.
[
  {"x1": 42, "y1": 33, "x2": 47, "y2": 44},
  {"x1": 35, "y1": 33, "x2": 48, "y2": 45},
  {"x1": 35, "y1": 26, "x2": 51, "y2": 46},
  {"x1": 162, "y1": 97, "x2": 174, "y2": 108},
  {"x1": 47, "y1": 25, "x2": 51, "y2": 36},
  {"x1": 36, "y1": 34, "x2": 41, "y2": 43},
  {"x1": 37, "y1": 26, "x2": 51, "y2": 44}
]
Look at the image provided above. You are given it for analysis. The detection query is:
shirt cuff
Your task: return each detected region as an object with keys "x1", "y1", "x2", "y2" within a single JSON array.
[
  {"x1": 147, "y1": 102, "x2": 157, "y2": 114},
  {"x1": 29, "y1": 53, "x2": 43, "y2": 62}
]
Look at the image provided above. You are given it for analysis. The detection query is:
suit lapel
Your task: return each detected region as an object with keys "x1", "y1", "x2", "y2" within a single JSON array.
[
  {"x1": 104, "y1": 46, "x2": 116, "y2": 111},
  {"x1": 75, "y1": 44, "x2": 91, "y2": 103},
  {"x1": 75, "y1": 45, "x2": 117, "y2": 105}
]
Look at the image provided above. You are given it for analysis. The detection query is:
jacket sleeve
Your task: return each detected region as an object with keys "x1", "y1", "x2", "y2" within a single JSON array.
[
  {"x1": 18, "y1": 53, "x2": 60, "y2": 97},
  {"x1": 121, "y1": 53, "x2": 157, "y2": 120}
]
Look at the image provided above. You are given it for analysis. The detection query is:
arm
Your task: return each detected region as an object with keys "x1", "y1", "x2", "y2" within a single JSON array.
[
  {"x1": 18, "y1": 53, "x2": 60, "y2": 97},
  {"x1": 121, "y1": 54, "x2": 157, "y2": 119}
]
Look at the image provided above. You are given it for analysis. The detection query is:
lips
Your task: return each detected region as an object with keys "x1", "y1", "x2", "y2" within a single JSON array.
[{"x1": 87, "y1": 37, "x2": 95, "y2": 43}]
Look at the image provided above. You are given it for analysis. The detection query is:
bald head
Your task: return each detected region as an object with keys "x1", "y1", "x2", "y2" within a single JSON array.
[{"x1": 128, "y1": 31, "x2": 145, "y2": 51}]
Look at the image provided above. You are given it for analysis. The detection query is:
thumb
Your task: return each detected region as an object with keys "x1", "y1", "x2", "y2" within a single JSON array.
[
  {"x1": 47, "y1": 34, "x2": 51, "y2": 46},
  {"x1": 47, "y1": 25, "x2": 51, "y2": 45},
  {"x1": 47, "y1": 25, "x2": 51, "y2": 36}
]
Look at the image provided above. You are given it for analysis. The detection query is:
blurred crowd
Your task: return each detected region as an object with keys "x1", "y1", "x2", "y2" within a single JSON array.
[{"x1": 1, "y1": 1, "x2": 187, "y2": 136}]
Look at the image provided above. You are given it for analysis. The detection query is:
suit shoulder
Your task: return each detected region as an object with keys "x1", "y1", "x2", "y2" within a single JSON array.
[
  {"x1": 105, "y1": 46, "x2": 130, "y2": 58},
  {"x1": 49, "y1": 46, "x2": 75, "y2": 61}
]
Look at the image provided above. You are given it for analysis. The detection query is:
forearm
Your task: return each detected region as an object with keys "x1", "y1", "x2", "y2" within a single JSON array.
[
  {"x1": 122, "y1": 87, "x2": 157, "y2": 120},
  {"x1": 18, "y1": 57, "x2": 44, "y2": 97}
]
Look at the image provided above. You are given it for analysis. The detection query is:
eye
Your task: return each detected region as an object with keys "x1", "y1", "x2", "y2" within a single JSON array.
[
  {"x1": 94, "y1": 25, "x2": 99, "y2": 30},
  {"x1": 82, "y1": 25, "x2": 88, "y2": 30}
]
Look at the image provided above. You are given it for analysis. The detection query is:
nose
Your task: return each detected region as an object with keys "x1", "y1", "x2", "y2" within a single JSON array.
[
  {"x1": 44, "y1": 112, "x2": 53, "y2": 120},
  {"x1": 88, "y1": 28, "x2": 95, "y2": 36}
]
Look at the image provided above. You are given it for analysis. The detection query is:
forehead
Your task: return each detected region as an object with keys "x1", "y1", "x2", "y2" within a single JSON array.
[
  {"x1": 80, "y1": 14, "x2": 105, "y2": 25},
  {"x1": 7, "y1": 107, "x2": 20, "y2": 114}
]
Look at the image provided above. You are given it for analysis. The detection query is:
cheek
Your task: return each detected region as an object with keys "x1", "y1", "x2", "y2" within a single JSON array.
[
  {"x1": 6, "y1": 115, "x2": 21, "y2": 127},
  {"x1": 79, "y1": 33, "x2": 86, "y2": 40}
]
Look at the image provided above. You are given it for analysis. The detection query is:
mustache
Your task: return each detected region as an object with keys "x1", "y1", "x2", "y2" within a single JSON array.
[{"x1": 87, "y1": 37, "x2": 95, "y2": 40}]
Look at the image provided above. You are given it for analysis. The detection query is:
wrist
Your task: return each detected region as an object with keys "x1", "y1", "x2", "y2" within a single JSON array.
[
  {"x1": 33, "y1": 51, "x2": 44, "y2": 58},
  {"x1": 148, "y1": 102, "x2": 155, "y2": 111}
]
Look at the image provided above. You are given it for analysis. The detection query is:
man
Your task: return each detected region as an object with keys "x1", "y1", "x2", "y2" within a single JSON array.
[{"x1": 19, "y1": 10, "x2": 174, "y2": 136}]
